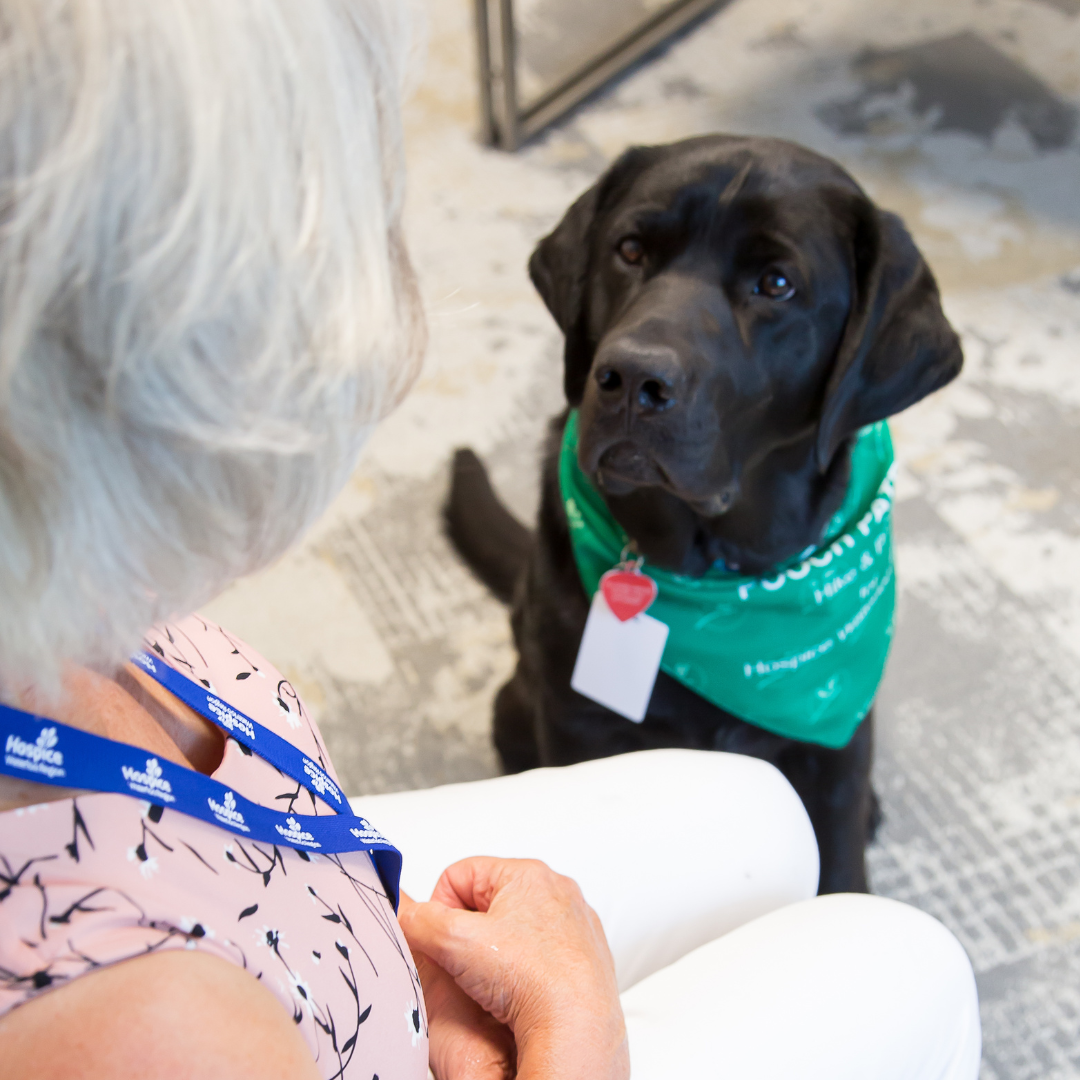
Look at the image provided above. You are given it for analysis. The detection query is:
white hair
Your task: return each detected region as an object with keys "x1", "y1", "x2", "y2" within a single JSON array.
[{"x1": 0, "y1": 0, "x2": 424, "y2": 698}]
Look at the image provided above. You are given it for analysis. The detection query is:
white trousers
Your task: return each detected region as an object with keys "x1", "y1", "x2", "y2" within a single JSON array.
[{"x1": 352, "y1": 749, "x2": 981, "y2": 1079}]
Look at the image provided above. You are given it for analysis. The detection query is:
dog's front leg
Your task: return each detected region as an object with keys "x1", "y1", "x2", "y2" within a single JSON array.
[
  {"x1": 493, "y1": 665, "x2": 543, "y2": 773},
  {"x1": 784, "y1": 713, "x2": 877, "y2": 894}
]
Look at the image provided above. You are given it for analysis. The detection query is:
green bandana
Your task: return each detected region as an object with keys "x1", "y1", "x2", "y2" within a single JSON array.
[{"x1": 560, "y1": 411, "x2": 897, "y2": 749}]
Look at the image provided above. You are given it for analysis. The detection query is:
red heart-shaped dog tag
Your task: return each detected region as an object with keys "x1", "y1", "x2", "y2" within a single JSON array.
[{"x1": 600, "y1": 569, "x2": 659, "y2": 622}]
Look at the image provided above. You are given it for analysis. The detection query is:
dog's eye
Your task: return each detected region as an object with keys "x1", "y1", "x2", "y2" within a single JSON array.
[
  {"x1": 617, "y1": 237, "x2": 645, "y2": 265},
  {"x1": 755, "y1": 269, "x2": 796, "y2": 300}
]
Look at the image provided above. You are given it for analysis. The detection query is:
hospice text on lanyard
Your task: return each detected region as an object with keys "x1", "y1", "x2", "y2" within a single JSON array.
[{"x1": 0, "y1": 651, "x2": 402, "y2": 910}]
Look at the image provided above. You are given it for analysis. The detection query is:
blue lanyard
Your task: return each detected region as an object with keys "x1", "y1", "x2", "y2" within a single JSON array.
[
  {"x1": 0, "y1": 656, "x2": 402, "y2": 910},
  {"x1": 131, "y1": 650, "x2": 350, "y2": 813}
]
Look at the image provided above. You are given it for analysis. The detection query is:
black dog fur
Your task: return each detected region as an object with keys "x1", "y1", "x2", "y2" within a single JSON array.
[{"x1": 445, "y1": 135, "x2": 962, "y2": 893}]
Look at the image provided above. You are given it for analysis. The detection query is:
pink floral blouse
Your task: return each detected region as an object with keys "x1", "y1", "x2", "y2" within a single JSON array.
[{"x1": 0, "y1": 615, "x2": 429, "y2": 1079}]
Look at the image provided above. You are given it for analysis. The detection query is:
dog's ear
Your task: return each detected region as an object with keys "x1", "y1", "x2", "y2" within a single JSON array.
[
  {"x1": 816, "y1": 202, "x2": 962, "y2": 473},
  {"x1": 530, "y1": 147, "x2": 657, "y2": 404},
  {"x1": 529, "y1": 184, "x2": 602, "y2": 404}
]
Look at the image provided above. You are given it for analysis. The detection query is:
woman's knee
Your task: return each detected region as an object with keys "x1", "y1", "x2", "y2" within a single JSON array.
[
  {"x1": 529, "y1": 749, "x2": 820, "y2": 919},
  {"x1": 355, "y1": 748, "x2": 819, "y2": 905},
  {"x1": 618, "y1": 749, "x2": 819, "y2": 895},
  {"x1": 622, "y1": 892, "x2": 980, "y2": 1080},
  {"x1": 355, "y1": 749, "x2": 820, "y2": 991},
  {"x1": 751, "y1": 893, "x2": 981, "y2": 1079},
  {"x1": 813, "y1": 894, "x2": 982, "y2": 1078},
  {"x1": 565, "y1": 749, "x2": 819, "y2": 989}
]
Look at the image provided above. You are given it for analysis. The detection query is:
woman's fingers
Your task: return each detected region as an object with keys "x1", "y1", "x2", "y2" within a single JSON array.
[
  {"x1": 403, "y1": 857, "x2": 630, "y2": 1080},
  {"x1": 399, "y1": 895, "x2": 483, "y2": 978},
  {"x1": 414, "y1": 950, "x2": 515, "y2": 1080},
  {"x1": 428, "y1": 856, "x2": 498, "y2": 912},
  {"x1": 430, "y1": 855, "x2": 547, "y2": 913},
  {"x1": 401, "y1": 858, "x2": 619, "y2": 1026}
]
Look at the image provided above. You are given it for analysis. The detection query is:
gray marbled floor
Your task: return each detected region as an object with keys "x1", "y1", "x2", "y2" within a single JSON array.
[{"x1": 205, "y1": 1, "x2": 1080, "y2": 1075}]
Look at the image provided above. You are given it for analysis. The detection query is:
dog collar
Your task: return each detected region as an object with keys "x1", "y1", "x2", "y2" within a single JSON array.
[{"x1": 559, "y1": 410, "x2": 897, "y2": 749}]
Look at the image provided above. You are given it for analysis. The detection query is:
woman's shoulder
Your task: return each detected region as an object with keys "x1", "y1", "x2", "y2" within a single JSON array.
[
  {"x1": 0, "y1": 949, "x2": 322, "y2": 1080},
  {"x1": 144, "y1": 615, "x2": 338, "y2": 784}
]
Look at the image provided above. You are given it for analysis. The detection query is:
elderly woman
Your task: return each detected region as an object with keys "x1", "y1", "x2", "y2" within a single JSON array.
[{"x1": 0, "y1": 3, "x2": 981, "y2": 1079}]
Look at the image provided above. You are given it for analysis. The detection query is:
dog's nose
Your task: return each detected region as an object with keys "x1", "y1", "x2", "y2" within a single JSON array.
[{"x1": 593, "y1": 348, "x2": 681, "y2": 415}]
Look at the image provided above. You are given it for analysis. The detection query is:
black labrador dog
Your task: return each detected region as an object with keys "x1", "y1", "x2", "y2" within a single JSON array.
[{"x1": 446, "y1": 135, "x2": 961, "y2": 893}]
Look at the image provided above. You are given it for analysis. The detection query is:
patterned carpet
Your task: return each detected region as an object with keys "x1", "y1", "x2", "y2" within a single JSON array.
[{"x1": 204, "y1": 1, "x2": 1080, "y2": 1074}]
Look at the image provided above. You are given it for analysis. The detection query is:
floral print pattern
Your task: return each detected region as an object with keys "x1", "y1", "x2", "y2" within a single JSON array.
[{"x1": 0, "y1": 616, "x2": 428, "y2": 1079}]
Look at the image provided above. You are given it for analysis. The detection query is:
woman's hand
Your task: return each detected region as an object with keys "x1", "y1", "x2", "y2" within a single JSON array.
[
  {"x1": 399, "y1": 858, "x2": 629, "y2": 1080},
  {"x1": 400, "y1": 892, "x2": 516, "y2": 1080},
  {"x1": 413, "y1": 948, "x2": 517, "y2": 1079}
]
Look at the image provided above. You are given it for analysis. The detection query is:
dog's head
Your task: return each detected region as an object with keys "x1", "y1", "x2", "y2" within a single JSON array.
[{"x1": 531, "y1": 135, "x2": 961, "y2": 571}]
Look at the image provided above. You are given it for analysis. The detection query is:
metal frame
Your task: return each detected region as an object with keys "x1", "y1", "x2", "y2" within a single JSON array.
[{"x1": 476, "y1": 0, "x2": 724, "y2": 150}]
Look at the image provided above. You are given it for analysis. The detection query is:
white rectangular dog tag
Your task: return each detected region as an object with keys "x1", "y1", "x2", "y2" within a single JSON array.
[{"x1": 571, "y1": 591, "x2": 669, "y2": 722}]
